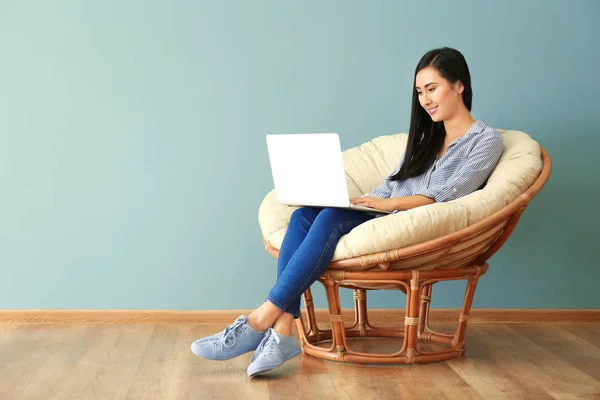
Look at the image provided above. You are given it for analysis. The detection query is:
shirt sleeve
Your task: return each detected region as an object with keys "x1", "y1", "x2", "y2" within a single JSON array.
[
  {"x1": 415, "y1": 132, "x2": 504, "y2": 203},
  {"x1": 362, "y1": 152, "x2": 405, "y2": 199},
  {"x1": 363, "y1": 178, "x2": 393, "y2": 199}
]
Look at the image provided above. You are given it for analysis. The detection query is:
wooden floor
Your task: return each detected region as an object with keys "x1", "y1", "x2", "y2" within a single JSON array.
[{"x1": 1, "y1": 322, "x2": 600, "y2": 399}]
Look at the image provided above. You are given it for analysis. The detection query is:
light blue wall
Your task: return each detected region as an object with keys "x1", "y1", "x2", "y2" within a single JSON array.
[{"x1": 1, "y1": 1, "x2": 598, "y2": 311}]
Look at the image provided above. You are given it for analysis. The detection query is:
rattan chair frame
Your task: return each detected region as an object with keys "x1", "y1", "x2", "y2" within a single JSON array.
[{"x1": 262, "y1": 146, "x2": 551, "y2": 364}]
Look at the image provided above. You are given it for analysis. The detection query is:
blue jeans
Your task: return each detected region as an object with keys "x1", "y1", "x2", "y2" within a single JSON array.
[{"x1": 267, "y1": 206, "x2": 377, "y2": 318}]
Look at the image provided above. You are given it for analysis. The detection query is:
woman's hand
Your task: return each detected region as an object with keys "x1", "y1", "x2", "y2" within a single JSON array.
[{"x1": 350, "y1": 196, "x2": 397, "y2": 212}]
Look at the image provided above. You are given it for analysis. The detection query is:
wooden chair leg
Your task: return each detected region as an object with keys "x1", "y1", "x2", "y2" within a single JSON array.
[
  {"x1": 353, "y1": 289, "x2": 368, "y2": 336},
  {"x1": 418, "y1": 284, "x2": 433, "y2": 337},
  {"x1": 452, "y1": 271, "x2": 481, "y2": 351},
  {"x1": 403, "y1": 271, "x2": 421, "y2": 364},
  {"x1": 301, "y1": 288, "x2": 319, "y2": 337},
  {"x1": 325, "y1": 278, "x2": 347, "y2": 359}
]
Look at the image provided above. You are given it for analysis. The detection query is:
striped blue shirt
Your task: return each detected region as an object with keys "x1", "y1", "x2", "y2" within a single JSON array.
[{"x1": 364, "y1": 119, "x2": 504, "y2": 214}]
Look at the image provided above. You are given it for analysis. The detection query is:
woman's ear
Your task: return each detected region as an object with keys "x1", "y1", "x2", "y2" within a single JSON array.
[{"x1": 456, "y1": 80, "x2": 464, "y2": 94}]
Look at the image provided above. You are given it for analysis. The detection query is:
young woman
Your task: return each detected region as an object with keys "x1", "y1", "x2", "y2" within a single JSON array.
[{"x1": 191, "y1": 47, "x2": 504, "y2": 377}]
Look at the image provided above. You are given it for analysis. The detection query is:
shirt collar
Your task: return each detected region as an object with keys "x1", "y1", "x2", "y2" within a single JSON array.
[
  {"x1": 465, "y1": 118, "x2": 487, "y2": 137},
  {"x1": 450, "y1": 118, "x2": 487, "y2": 146}
]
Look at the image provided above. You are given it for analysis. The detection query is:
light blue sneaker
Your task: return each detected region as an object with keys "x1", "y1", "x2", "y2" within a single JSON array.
[
  {"x1": 191, "y1": 315, "x2": 266, "y2": 361},
  {"x1": 247, "y1": 328, "x2": 302, "y2": 377}
]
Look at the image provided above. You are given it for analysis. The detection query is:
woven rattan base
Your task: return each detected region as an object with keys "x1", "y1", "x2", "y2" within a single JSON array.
[{"x1": 295, "y1": 264, "x2": 487, "y2": 364}]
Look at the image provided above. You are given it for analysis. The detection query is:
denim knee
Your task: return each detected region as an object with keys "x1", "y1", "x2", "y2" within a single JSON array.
[
  {"x1": 313, "y1": 207, "x2": 355, "y2": 224},
  {"x1": 291, "y1": 206, "x2": 317, "y2": 219},
  {"x1": 288, "y1": 206, "x2": 321, "y2": 226}
]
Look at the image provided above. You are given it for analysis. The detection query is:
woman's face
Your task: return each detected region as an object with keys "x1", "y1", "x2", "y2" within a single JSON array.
[{"x1": 415, "y1": 66, "x2": 464, "y2": 122}]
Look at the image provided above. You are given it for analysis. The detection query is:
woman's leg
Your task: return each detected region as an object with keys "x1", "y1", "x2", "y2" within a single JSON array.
[
  {"x1": 272, "y1": 312, "x2": 295, "y2": 336},
  {"x1": 245, "y1": 207, "x2": 377, "y2": 377},
  {"x1": 247, "y1": 206, "x2": 323, "y2": 332},
  {"x1": 276, "y1": 207, "x2": 323, "y2": 280},
  {"x1": 191, "y1": 207, "x2": 376, "y2": 365},
  {"x1": 250, "y1": 207, "x2": 376, "y2": 332}
]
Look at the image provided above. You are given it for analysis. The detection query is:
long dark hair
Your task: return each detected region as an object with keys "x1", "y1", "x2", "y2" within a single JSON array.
[{"x1": 389, "y1": 47, "x2": 473, "y2": 181}]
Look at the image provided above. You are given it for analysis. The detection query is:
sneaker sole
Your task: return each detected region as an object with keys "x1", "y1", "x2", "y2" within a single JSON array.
[
  {"x1": 190, "y1": 342, "x2": 260, "y2": 361},
  {"x1": 247, "y1": 347, "x2": 303, "y2": 377}
]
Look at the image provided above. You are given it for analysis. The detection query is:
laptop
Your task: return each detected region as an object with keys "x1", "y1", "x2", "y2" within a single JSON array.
[{"x1": 265, "y1": 133, "x2": 391, "y2": 214}]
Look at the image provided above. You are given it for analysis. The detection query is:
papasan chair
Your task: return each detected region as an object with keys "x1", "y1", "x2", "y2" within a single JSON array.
[{"x1": 258, "y1": 128, "x2": 551, "y2": 364}]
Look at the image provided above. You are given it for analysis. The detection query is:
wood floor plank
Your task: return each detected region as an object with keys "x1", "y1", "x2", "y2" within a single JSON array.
[
  {"x1": 508, "y1": 324, "x2": 600, "y2": 382},
  {"x1": 12, "y1": 325, "x2": 94, "y2": 400},
  {"x1": 328, "y1": 362, "x2": 482, "y2": 400},
  {"x1": 448, "y1": 325, "x2": 558, "y2": 399},
  {"x1": 124, "y1": 324, "x2": 186, "y2": 400},
  {"x1": 466, "y1": 325, "x2": 600, "y2": 398},
  {"x1": 0, "y1": 325, "x2": 54, "y2": 400},
  {"x1": 0, "y1": 324, "x2": 95, "y2": 400},
  {"x1": 559, "y1": 324, "x2": 600, "y2": 349},
  {"x1": 1, "y1": 322, "x2": 599, "y2": 399},
  {"x1": 50, "y1": 324, "x2": 154, "y2": 400}
]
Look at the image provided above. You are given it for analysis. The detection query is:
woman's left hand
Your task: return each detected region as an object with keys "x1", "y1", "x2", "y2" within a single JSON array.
[{"x1": 350, "y1": 196, "x2": 397, "y2": 212}]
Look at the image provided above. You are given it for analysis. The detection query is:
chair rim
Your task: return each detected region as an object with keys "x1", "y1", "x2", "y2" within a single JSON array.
[{"x1": 262, "y1": 145, "x2": 552, "y2": 270}]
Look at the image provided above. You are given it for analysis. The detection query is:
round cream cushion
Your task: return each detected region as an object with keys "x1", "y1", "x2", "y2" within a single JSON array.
[{"x1": 258, "y1": 129, "x2": 543, "y2": 262}]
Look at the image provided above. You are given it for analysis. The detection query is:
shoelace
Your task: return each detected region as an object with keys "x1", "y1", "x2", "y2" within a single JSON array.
[
  {"x1": 215, "y1": 317, "x2": 247, "y2": 350},
  {"x1": 250, "y1": 328, "x2": 278, "y2": 363}
]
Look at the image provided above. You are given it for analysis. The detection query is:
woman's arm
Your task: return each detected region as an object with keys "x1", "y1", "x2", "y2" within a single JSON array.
[
  {"x1": 391, "y1": 194, "x2": 435, "y2": 210},
  {"x1": 350, "y1": 194, "x2": 434, "y2": 211}
]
